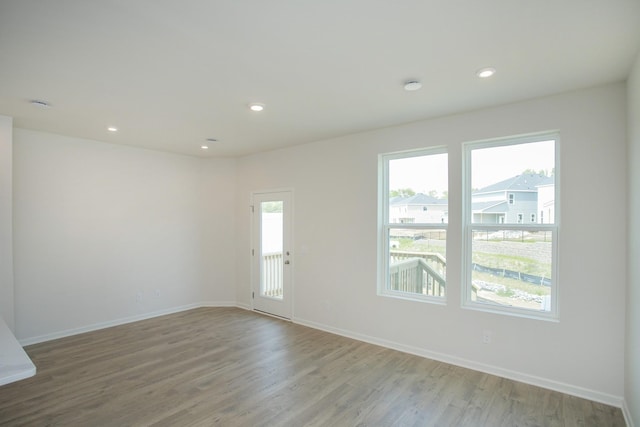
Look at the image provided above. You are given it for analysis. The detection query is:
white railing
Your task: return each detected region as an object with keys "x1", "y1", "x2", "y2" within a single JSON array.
[
  {"x1": 390, "y1": 250, "x2": 446, "y2": 279},
  {"x1": 262, "y1": 252, "x2": 283, "y2": 298},
  {"x1": 261, "y1": 250, "x2": 446, "y2": 299},
  {"x1": 389, "y1": 251, "x2": 446, "y2": 297}
]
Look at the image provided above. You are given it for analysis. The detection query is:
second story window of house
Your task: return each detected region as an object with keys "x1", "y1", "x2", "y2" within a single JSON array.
[
  {"x1": 463, "y1": 133, "x2": 558, "y2": 320},
  {"x1": 378, "y1": 148, "x2": 448, "y2": 303}
]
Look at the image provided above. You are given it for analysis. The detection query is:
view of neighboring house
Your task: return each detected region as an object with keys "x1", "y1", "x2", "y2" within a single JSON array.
[
  {"x1": 389, "y1": 193, "x2": 448, "y2": 224},
  {"x1": 390, "y1": 173, "x2": 554, "y2": 225},
  {"x1": 472, "y1": 173, "x2": 554, "y2": 224}
]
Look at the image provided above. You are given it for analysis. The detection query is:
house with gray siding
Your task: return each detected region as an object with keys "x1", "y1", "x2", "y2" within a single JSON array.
[{"x1": 472, "y1": 174, "x2": 554, "y2": 224}]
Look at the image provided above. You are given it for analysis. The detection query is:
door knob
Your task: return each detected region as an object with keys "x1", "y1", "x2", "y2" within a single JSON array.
[{"x1": 284, "y1": 260, "x2": 290, "y2": 264}]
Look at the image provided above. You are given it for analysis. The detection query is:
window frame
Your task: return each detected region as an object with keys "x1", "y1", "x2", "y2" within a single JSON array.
[
  {"x1": 462, "y1": 132, "x2": 560, "y2": 320},
  {"x1": 378, "y1": 146, "x2": 448, "y2": 304}
]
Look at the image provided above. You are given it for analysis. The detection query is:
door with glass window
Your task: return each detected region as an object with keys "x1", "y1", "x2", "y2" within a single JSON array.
[{"x1": 252, "y1": 190, "x2": 292, "y2": 319}]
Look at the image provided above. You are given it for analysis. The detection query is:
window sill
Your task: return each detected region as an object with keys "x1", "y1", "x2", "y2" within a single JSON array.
[
  {"x1": 462, "y1": 300, "x2": 559, "y2": 322},
  {"x1": 378, "y1": 290, "x2": 447, "y2": 306}
]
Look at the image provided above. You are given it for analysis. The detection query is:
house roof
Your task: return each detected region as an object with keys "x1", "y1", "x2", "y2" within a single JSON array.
[
  {"x1": 390, "y1": 193, "x2": 447, "y2": 206},
  {"x1": 474, "y1": 174, "x2": 554, "y2": 194},
  {"x1": 472, "y1": 201, "x2": 506, "y2": 212}
]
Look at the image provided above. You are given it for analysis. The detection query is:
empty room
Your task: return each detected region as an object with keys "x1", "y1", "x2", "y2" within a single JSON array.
[{"x1": 1, "y1": 1, "x2": 640, "y2": 426}]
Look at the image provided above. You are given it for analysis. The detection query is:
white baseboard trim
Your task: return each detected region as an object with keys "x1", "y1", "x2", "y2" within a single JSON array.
[
  {"x1": 233, "y1": 302, "x2": 252, "y2": 311},
  {"x1": 292, "y1": 316, "x2": 625, "y2": 410},
  {"x1": 623, "y1": 400, "x2": 635, "y2": 427},
  {"x1": 200, "y1": 301, "x2": 239, "y2": 308},
  {"x1": 19, "y1": 302, "x2": 237, "y2": 346}
]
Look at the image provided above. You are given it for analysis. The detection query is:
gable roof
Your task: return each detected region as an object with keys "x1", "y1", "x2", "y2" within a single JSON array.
[
  {"x1": 474, "y1": 174, "x2": 554, "y2": 194},
  {"x1": 472, "y1": 201, "x2": 507, "y2": 212},
  {"x1": 390, "y1": 193, "x2": 447, "y2": 206}
]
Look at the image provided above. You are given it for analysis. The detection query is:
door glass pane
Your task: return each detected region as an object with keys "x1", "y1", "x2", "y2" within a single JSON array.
[
  {"x1": 471, "y1": 229, "x2": 552, "y2": 311},
  {"x1": 260, "y1": 201, "x2": 283, "y2": 299},
  {"x1": 388, "y1": 228, "x2": 446, "y2": 297}
]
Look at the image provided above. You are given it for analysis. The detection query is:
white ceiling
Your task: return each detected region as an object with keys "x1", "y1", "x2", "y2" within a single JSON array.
[{"x1": 1, "y1": 0, "x2": 639, "y2": 158}]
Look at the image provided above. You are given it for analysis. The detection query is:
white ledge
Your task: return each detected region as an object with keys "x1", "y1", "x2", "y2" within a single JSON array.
[{"x1": 0, "y1": 318, "x2": 36, "y2": 386}]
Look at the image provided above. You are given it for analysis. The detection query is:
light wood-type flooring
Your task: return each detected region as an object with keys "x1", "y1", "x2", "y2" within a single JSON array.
[{"x1": 0, "y1": 307, "x2": 626, "y2": 426}]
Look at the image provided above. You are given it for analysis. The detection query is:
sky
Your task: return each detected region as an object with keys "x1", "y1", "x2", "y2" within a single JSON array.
[
  {"x1": 389, "y1": 153, "x2": 448, "y2": 195},
  {"x1": 389, "y1": 140, "x2": 555, "y2": 195}
]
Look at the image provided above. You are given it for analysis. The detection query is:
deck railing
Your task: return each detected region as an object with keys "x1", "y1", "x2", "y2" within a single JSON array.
[
  {"x1": 390, "y1": 250, "x2": 446, "y2": 279},
  {"x1": 261, "y1": 250, "x2": 447, "y2": 299},
  {"x1": 262, "y1": 252, "x2": 283, "y2": 298},
  {"x1": 389, "y1": 257, "x2": 445, "y2": 297}
]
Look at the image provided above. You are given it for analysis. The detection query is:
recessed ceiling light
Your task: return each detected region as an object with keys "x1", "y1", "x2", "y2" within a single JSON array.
[
  {"x1": 249, "y1": 103, "x2": 265, "y2": 112},
  {"x1": 107, "y1": 127, "x2": 118, "y2": 132},
  {"x1": 476, "y1": 67, "x2": 496, "y2": 78},
  {"x1": 30, "y1": 100, "x2": 51, "y2": 109},
  {"x1": 403, "y1": 81, "x2": 422, "y2": 91},
  {"x1": 202, "y1": 138, "x2": 219, "y2": 149}
]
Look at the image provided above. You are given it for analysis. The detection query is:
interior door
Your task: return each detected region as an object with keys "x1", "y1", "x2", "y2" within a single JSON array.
[{"x1": 252, "y1": 190, "x2": 292, "y2": 319}]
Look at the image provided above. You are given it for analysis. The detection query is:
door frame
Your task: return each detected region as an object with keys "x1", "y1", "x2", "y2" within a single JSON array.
[{"x1": 250, "y1": 188, "x2": 294, "y2": 320}]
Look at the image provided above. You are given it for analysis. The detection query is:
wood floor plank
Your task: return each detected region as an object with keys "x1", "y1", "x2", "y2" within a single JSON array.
[{"x1": 0, "y1": 307, "x2": 626, "y2": 426}]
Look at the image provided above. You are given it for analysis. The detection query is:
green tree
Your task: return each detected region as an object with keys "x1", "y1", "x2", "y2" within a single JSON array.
[
  {"x1": 522, "y1": 168, "x2": 549, "y2": 177},
  {"x1": 261, "y1": 201, "x2": 283, "y2": 213},
  {"x1": 390, "y1": 188, "x2": 415, "y2": 198}
]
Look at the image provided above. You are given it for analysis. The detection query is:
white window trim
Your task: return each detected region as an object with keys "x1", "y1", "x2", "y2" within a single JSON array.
[
  {"x1": 462, "y1": 132, "x2": 560, "y2": 321},
  {"x1": 378, "y1": 147, "x2": 448, "y2": 304}
]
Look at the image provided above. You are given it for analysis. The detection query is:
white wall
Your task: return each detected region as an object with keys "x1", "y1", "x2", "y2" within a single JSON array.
[
  {"x1": 235, "y1": 83, "x2": 627, "y2": 404},
  {"x1": 198, "y1": 156, "x2": 237, "y2": 305},
  {"x1": 627, "y1": 52, "x2": 640, "y2": 426},
  {"x1": 0, "y1": 116, "x2": 14, "y2": 331},
  {"x1": 13, "y1": 129, "x2": 237, "y2": 342}
]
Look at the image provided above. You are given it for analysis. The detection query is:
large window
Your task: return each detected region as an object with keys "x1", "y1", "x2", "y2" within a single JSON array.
[
  {"x1": 463, "y1": 134, "x2": 558, "y2": 319},
  {"x1": 379, "y1": 148, "x2": 448, "y2": 302}
]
